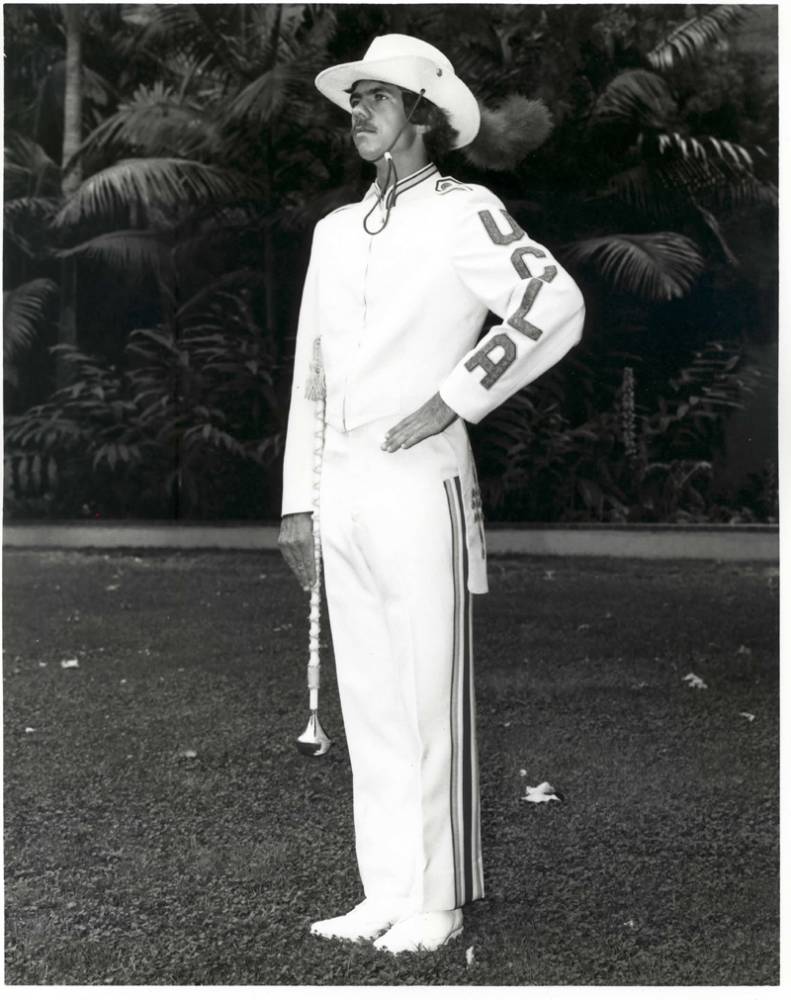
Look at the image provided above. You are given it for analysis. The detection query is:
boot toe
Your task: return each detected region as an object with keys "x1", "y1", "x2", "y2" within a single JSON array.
[{"x1": 373, "y1": 909, "x2": 463, "y2": 954}]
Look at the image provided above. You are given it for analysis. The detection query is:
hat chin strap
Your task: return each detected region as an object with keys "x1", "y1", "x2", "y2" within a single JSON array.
[{"x1": 363, "y1": 89, "x2": 426, "y2": 236}]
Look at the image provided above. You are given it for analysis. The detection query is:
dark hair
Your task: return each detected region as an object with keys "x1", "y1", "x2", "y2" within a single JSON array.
[{"x1": 399, "y1": 88, "x2": 458, "y2": 163}]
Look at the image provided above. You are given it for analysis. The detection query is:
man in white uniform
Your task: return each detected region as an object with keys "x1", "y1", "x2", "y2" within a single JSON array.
[{"x1": 279, "y1": 35, "x2": 585, "y2": 953}]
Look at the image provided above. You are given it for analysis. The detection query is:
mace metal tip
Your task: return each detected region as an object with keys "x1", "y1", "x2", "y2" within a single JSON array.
[{"x1": 296, "y1": 710, "x2": 331, "y2": 757}]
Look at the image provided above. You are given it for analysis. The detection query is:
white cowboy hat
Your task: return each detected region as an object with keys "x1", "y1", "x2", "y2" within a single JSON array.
[{"x1": 315, "y1": 34, "x2": 481, "y2": 149}]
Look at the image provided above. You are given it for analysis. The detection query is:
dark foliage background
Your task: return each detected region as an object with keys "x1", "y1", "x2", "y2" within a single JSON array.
[{"x1": 3, "y1": 3, "x2": 778, "y2": 523}]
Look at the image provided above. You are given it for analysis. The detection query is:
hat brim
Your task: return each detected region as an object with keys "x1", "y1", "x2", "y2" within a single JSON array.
[{"x1": 315, "y1": 55, "x2": 480, "y2": 149}]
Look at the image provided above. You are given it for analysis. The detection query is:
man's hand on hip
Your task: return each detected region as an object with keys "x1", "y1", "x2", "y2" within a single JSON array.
[
  {"x1": 382, "y1": 392, "x2": 458, "y2": 452},
  {"x1": 278, "y1": 512, "x2": 316, "y2": 591}
]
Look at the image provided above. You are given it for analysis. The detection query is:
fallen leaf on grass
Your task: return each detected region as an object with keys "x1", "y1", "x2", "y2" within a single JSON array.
[
  {"x1": 466, "y1": 946, "x2": 475, "y2": 966},
  {"x1": 682, "y1": 672, "x2": 707, "y2": 690},
  {"x1": 179, "y1": 749, "x2": 198, "y2": 759},
  {"x1": 38, "y1": 661, "x2": 47, "y2": 667},
  {"x1": 24, "y1": 727, "x2": 36, "y2": 734},
  {"x1": 106, "y1": 584, "x2": 120, "y2": 592},
  {"x1": 623, "y1": 918, "x2": 638, "y2": 929},
  {"x1": 736, "y1": 645, "x2": 751, "y2": 656},
  {"x1": 577, "y1": 623, "x2": 590, "y2": 631},
  {"x1": 120, "y1": 679, "x2": 127, "y2": 685},
  {"x1": 543, "y1": 570, "x2": 555, "y2": 581},
  {"x1": 519, "y1": 768, "x2": 527, "y2": 777},
  {"x1": 522, "y1": 781, "x2": 561, "y2": 803},
  {"x1": 739, "y1": 712, "x2": 756, "y2": 722},
  {"x1": 61, "y1": 658, "x2": 79, "y2": 669}
]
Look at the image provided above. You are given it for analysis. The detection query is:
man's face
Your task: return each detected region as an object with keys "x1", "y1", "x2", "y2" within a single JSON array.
[{"x1": 349, "y1": 80, "x2": 417, "y2": 162}]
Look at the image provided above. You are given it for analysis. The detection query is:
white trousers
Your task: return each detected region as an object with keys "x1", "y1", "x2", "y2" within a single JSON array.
[{"x1": 320, "y1": 416, "x2": 484, "y2": 913}]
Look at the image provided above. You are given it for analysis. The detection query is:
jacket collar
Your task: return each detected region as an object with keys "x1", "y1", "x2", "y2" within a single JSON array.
[{"x1": 367, "y1": 162, "x2": 439, "y2": 207}]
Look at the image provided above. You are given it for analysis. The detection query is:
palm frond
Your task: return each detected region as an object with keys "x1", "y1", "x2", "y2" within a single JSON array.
[
  {"x1": 564, "y1": 232, "x2": 705, "y2": 300},
  {"x1": 83, "y1": 65, "x2": 117, "y2": 109},
  {"x1": 607, "y1": 145, "x2": 776, "y2": 218},
  {"x1": 4, "y1": 131, "x2": 61, "y2": 198},
  {"x1": 132, "y1": 3, "x2": 242, "y2": 82},
  {"x1": 299, "y1": 5, "x2": 338, "y2": 60},
  {"x1": 4, "y1": 196, "x2": 62, "y2": 256},
  {"x1": 53, "y1": 230, "x2": 171, "y2": 282},
  {"x1": 71, "y1": 82, "x2": 222, "y2": 164},
  {"x1": 254, "y1": 3, "x2": 306, "y2": 66},
  {"x1": 695, "y1": 177, "x2": 778, "y2": 213},
  {"x1": 651, "y1": 131, "x2": 756, "y2": 171},
  {"x1": 653, "y1": 151, "x2": 768, "y2": 204},
  {"x1": 648, "y1": 5, "x2": 749, "y2": 70},
  {"x1": 3, "y1": 278, "x2": 59, "y2": 364},
  {"x1": 226, "y1": 5, "x2": 335, "y2": 125},
  {"x1": 55, "y1": 159, "x2": 266, "y2": 230},
  {"x1": 226, "y1": 63, "x2": 307, "y2": 123},
  {"x1": 690, "y1": 202, "x2": 739, "y2": 267},
  {"x1": 280, "y1": 184, "x2": 360, "y2": 231},
  {"x1": 592, "y1": 70, "x2": 677, "y2": 129},
  {"x1": 176, "y1": 269, "x2": 268, "y2": 320},
  {"x1": 604, "y1": 165, "x2": 672, "y2": 218}
]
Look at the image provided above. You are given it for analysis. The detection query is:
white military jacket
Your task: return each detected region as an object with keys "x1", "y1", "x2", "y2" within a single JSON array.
[{"x1": 282, "y1": 163, "x2": 585, "y2": 582}]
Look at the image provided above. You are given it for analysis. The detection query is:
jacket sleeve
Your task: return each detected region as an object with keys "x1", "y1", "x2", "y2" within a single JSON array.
[
  {"x1": 438, "y1": 190, "x2": 585, "y2": 424},
  {"x1": 281, "y1": 224, "x2": 323, "y2": 516}
]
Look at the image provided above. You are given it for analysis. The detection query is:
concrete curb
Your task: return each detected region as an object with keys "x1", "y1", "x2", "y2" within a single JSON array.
[{"x1": 3, "y1": 522, "x2": 779, "y2": 562}]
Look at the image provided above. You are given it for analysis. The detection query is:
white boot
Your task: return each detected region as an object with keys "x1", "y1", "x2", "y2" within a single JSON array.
[
  {"x1": 373, "y1": 908, "x2": 463, "y2": 954},
  {"x1": 310, "y1": 898, "x2": 411, "y2": 942}
]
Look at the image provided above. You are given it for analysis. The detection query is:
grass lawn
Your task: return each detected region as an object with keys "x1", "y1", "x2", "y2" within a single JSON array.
[{"x1": 2, "y1": 548, "x2": 779, "y2": 986}]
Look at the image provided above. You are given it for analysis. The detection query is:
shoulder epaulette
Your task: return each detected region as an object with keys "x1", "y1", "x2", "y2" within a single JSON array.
[{"x1": 434, "y1": 176, "x2": 472, "y2": 195}]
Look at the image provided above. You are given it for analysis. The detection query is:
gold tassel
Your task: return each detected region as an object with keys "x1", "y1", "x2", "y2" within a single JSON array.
[{"x1": 305, "y1": 337, "x2": 326, "y2": 401}]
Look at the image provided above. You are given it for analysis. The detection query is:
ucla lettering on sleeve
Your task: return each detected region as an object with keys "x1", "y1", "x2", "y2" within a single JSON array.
[{"x1": 438, "y1": 187, "x2": 585, "y2": 424}]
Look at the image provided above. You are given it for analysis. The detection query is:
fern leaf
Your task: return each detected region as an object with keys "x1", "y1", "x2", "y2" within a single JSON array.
[
  {"x1": 3, "y1": 279, "x2": 59, "y2": 363},
  {"x1": 648, "y1": 5, "x2": 749, "y2": 70},
  {"x1": 564, "y1": 232, "x2": 705, "y2": 300},
  {"x1": 592, "y1": 70, "x2": 677, "y2": 129},
  {"x1": 654, "y1": 132, "x2": 755, "y2": 172}
]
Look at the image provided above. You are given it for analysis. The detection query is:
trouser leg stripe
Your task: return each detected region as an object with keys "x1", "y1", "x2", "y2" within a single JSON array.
[
  {"x1": 457, "y1": 478, "x2": 474, "y2": 904},
  {"x1": 445, "y1": 476, "x2": 478, "y2": 907},
  {"x1": 445, "y1": 478, "x2": 462, "y2": 907}
]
